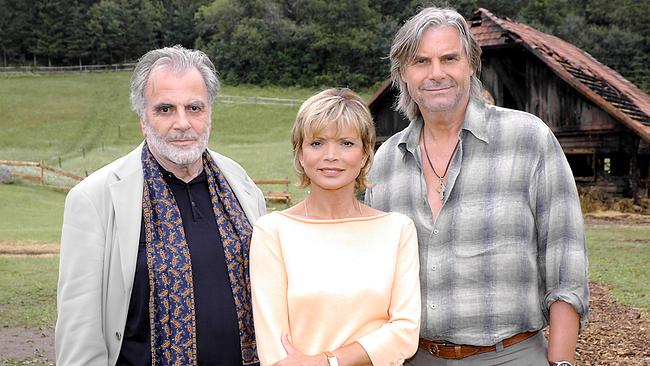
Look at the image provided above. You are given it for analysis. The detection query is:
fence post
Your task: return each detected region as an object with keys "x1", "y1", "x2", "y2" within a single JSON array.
[{"x1": 39, "y1": 160, "x2": 44, "y2": 185}]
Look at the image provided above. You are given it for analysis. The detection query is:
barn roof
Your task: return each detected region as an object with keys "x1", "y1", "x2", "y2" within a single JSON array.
[
  {"x1": 470, "y1": 8, "x2": 650, "y2": 143},
  {"x1": 369, "y1": 8, "x2": 650, "y2": 143}
]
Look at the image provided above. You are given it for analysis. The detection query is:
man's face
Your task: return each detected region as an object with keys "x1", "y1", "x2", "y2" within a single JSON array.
[
  {"x1": 141, "y1": 66, "x2": 211, "y2": 167},
  {"x1": 402, "y1": 26, "x2": 474, "y2": 117}
]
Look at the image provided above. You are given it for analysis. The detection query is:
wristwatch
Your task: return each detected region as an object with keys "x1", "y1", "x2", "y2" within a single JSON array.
[
  {"x1": 549, "y1": 362, "x2": 573, "y2": 366},
  {"x1": 324, "y1": 350, "x2": 339, "y2": 366}
]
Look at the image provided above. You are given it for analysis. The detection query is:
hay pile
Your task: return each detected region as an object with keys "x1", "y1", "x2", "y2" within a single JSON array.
[{"x1": 579, "y1": 187, "x2": 650, "y2": 215}]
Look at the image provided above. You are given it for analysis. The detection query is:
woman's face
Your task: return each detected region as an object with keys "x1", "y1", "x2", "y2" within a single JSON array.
[{"x1": 299, "y1": 123, "x2": 367, "y2": 193}]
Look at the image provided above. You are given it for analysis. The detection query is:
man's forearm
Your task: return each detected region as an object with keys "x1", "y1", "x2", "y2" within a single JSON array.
[{"x1": 547, "y1": 300, "x2": 580, "y2": 364}]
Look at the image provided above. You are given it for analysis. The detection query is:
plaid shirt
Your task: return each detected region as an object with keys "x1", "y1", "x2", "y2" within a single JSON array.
[{"x1": 366, "y1": 100, "x2": 589, "y2": 346}]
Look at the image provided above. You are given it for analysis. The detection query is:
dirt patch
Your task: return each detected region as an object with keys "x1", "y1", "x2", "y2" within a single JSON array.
[
  {"x1": 584, "y1": 210, "x2": 650, "y2": 225},
  {"x1": 1, "y1": 283, "x2": 648, "y2": 365},
  {"x1": 0, "y1": 241, "x2": 59, "y2": 256},
  {"x1": 576, "y1": 283, "x2": 650, "y2": 365},
  {"x1": 0, "y1": 326, "x2": 54, "y2": 365}
]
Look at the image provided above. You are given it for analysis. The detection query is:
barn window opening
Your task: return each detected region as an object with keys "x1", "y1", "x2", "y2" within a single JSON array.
[
  {"x1": 566, "y1": 154, "x2": 594, "y2": 179},
  {"x1": 599, "y1": 154, "x2": 629, "y2": 176}
]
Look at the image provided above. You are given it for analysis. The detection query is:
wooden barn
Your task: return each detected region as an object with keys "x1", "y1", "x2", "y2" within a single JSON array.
[{"x1": 369, "y1": 8, "x2": 650, "y2": 198}]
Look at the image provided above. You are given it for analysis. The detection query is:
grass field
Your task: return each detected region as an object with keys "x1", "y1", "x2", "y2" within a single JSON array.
[
  {"x1": 1, "y1": 72, "x2": 375, "y2": 204},
  {"x1": 0, "y1": 72, "x2": 331, "y2": 199},
  {"x1": 586, "y1": 225, "x2": 650, "y2": 310},
  {"x1": 1, "y1": 72, "x2": 649, "y2": 329},
  {"x1": 0, "y1": 71, "x2": 370, "y2": 328},
  {"x1": 0, "y1": 181, "x2": 66, "y2": 243},
  {"x1": 0, "y1": 72, "x2": 380, "y2": 243},
  {"x1": 0, "y1": 256, "x2": 59, "y2": 327}
]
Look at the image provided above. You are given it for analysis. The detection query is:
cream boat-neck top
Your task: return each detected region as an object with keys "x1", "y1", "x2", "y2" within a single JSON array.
[{"x1": 250, "y1": 211, "x2": 421, "y2": 366}]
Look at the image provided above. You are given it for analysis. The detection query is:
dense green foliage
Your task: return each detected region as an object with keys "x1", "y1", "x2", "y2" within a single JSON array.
[
  {"x1": 0, "y1": 0, "x2": 211, "y2": 65},
  {"x1": 1, "y1": 0, "x2": 647, "y2": 90}
]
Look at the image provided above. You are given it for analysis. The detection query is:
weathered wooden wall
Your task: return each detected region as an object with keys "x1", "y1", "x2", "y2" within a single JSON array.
[
  {"x1": 480, "y1": 46, "x2": 649, "y2": 197},
  {"x1": 371, "y1": 86, "x2": 409, "y2": 144}
]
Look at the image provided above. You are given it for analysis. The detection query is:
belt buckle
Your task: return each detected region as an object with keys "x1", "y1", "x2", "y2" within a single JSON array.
[{"x1": 426, "y1": 343, "x2": 440, "y2": 356}]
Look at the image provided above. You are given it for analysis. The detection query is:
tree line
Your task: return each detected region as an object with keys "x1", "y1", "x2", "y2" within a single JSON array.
[{"x1": 1, "y1": 0, "x2": 648, "y2": 92}]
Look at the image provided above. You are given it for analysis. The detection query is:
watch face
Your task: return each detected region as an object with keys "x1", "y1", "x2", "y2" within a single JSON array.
[{"x1": 553, "y1": 362, "x2": 573, "y2": 366}]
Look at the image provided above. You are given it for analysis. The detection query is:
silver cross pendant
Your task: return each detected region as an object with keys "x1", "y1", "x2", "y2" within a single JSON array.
[{"x1": 437, "y1": 179, "x2": 445, "y2": 201}]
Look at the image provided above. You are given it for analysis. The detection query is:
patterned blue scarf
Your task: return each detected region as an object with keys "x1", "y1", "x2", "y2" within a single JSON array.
[{"x1": 141, "y1": 144, "x2": 257, "y2": 365}]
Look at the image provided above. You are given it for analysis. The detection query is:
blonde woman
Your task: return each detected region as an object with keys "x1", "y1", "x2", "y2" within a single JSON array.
[{"x1": 250, "y1": 88, "x2": 420, "y2": 366}]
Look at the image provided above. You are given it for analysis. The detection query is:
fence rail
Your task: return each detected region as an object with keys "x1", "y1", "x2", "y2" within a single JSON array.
[
  {"x1": 218, "y1": 95, "x2": 303, "y2": 107},
  {"x1": 0, "y1": 63, "x2": 136, "y2": 74},
  {"x1": 0, "y1": 160, "x2": 83, "y2": 191},
  {"x1": 1, "y1": 160, "x2": 292, "y2": 203},
  {"x1": 0, "y1": 160, "x2": 40, "y2": 167}
]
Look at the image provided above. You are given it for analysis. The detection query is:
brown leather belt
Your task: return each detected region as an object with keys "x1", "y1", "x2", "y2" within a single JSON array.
[{"x1": 419, "y1": 331, "x2": 537, "y2": 359}]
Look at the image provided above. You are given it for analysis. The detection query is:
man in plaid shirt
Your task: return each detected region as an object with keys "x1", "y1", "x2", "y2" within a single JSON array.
[{"x1": 366, "y1": 6, "x2": 588, "y2": 366}]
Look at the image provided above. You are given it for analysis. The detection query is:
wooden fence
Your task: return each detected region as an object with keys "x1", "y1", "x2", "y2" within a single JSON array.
[
  {"x1": 253, "y1": 178, "x2": 292, "y2": 205},
  {"x1": 0, "y1": 63, "x2": 136, "y2": 74},
  {"x1": 0, "y1": 160, "x2": 83, "y2": 191},
  {"x1": 218, "y1": 95, "x2": 303, "y2": 107},
  {"x1": 1, "y1": 160, "x2": 292, "y2": 204}
]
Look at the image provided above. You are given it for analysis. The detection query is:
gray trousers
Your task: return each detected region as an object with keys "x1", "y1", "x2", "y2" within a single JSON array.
[{"x1": 406, "y1": 332, "x2": 548, "y2": 366}]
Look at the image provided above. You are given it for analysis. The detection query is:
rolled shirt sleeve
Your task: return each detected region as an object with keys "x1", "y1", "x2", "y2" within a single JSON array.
[{"x1": 533, "y1": 128, "x2": 589, "y2": 329}]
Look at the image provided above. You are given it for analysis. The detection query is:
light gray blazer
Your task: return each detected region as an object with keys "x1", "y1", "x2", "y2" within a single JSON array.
[{"x1": 55, "y1": 143, "x2": 267, "y2": 366}]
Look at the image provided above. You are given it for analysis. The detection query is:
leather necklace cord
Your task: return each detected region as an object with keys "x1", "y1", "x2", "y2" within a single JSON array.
[{"x1": 421, "y1": 130, "x2": 460, "y2": 200}]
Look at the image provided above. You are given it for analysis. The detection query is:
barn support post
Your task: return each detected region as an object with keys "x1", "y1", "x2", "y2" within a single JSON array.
[
  {"x1": 629, "y1": 139, "x2": 641, "y2": 204},
  {"x1": 592, "y1": 152, "x2": 597, "y2": 182},
  {"x1": 647, "y1": 159, "x2": 650, "y2": 198}
]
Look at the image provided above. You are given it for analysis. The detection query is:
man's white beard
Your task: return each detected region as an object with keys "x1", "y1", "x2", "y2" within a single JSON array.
[{"x1": 143, "y1": 122, "x2": 210, "y2": 166}]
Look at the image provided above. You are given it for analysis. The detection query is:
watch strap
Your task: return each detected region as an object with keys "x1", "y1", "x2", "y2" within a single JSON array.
[{"x1": 324, "y1": 350, "x2": 339, "y2": 366}]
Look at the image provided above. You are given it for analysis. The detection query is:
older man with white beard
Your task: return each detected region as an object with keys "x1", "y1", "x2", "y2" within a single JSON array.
[{"x1": 55, "y1": 45, "x2": 266, "y2": 366}]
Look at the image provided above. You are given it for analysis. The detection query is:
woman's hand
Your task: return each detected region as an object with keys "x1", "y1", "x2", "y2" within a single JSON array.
[{"x1": 271, "y1": 333, "x2": 327, "y2": 366}]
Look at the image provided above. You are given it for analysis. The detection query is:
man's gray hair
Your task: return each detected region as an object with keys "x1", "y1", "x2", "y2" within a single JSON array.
[
  {"x1": 130, "y1": 45, "x2": 220, "y2": 117},
  {"x1": 389, "y1": 7, "x2": 483, "y2": 122}
]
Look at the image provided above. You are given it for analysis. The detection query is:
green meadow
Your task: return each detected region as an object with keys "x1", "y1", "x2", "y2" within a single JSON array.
[
  {"x1": 0, "y1": 72, "x2": 319, "y2": 181},
  {"x1": 0, "y1": 72, "x2": 649, "y2": 329}
]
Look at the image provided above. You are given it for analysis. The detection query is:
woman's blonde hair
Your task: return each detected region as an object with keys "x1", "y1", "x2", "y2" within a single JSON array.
[{"x1": 291, "y1": 88, "x2": 376, "y2": 191}]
